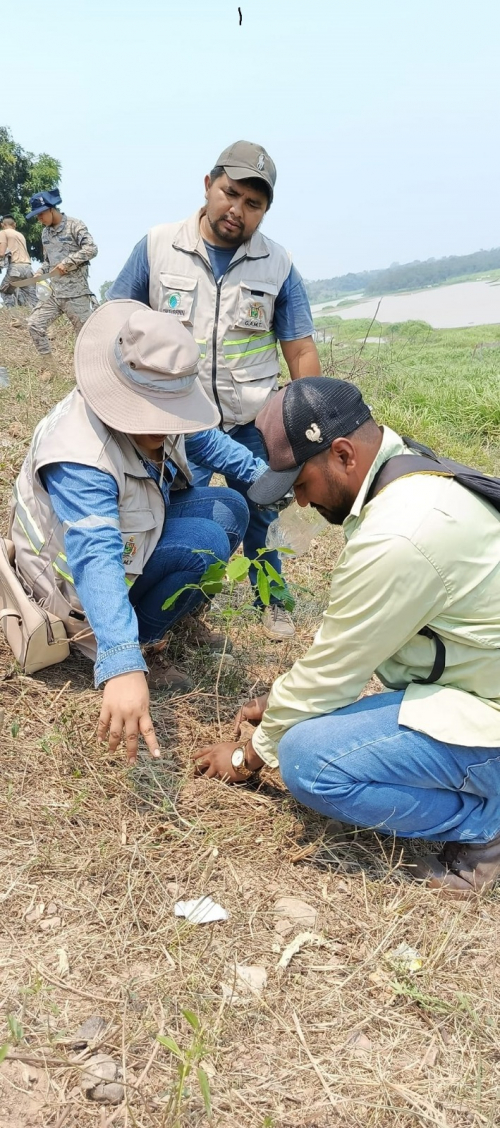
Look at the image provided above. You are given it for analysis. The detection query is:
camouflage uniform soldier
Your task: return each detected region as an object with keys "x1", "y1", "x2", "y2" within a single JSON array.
[
  {"x1": 0, "y1": 216, "x2": 37, "y2": 307},
  {"x1": 25, "y1": 190, "x2": 98, "y2": 377}
]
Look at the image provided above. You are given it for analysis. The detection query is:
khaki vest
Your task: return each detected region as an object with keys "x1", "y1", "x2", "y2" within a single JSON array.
[
  {"x1": 9, "y1": 389, "x2": 191, "y2": 660},
  {"x1": 148, "y1": 209, "x2": 292, "y2": 429}
]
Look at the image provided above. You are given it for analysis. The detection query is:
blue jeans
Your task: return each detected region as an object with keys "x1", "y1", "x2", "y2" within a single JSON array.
[
  {"x1": 129, "y1": 486, "x2": 248, "y2": 643},
  {"x1": 278, "y1": 691, "x2": 500, "y2": 844},
  {"x1": 189, "y1": 421, "x2": 285, "y2": 606}
]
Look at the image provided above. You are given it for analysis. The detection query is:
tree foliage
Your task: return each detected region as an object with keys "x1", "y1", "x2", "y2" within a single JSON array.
[
  {"x1": 306, "y1": 247, "x2": 500, "y2": 304},
  {"x1": 99, "y1": 280, "x2": 115, "y2": 303},
  {"x1": 0, "y1": 127, "x2": 61, "y2": 261}
]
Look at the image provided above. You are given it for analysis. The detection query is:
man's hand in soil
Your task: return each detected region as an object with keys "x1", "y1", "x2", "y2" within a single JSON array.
[
  {"x1": 98, "y1": 671, "x2": 161, "y2": 764},
  {"x1": 193, "y1": 740, "x2": 264, "y2": 782},
  {"x1": 233, "y1": 693, "x2": 269, "y2": 738}
]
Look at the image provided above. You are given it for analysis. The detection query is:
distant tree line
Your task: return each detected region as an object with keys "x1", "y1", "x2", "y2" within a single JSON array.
[
  {"x1": 305, "y1": 247, "x2": 500, "y2": 304},
  {"x1": 0, "y1": 126, "x2": 60, "y2": 261}
]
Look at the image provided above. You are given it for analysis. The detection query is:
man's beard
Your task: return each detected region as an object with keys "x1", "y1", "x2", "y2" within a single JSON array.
[
  {"x1": 311, "y1": 496, "x2": 352, "y2": 526},
  {"x1": 207, "y1": 213, "x2": 245, "y2": 246}
]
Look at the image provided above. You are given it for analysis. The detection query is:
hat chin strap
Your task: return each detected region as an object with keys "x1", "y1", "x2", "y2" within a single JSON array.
[{"x1": 159, "y1": 434, "x2": 182, "y2": 490}]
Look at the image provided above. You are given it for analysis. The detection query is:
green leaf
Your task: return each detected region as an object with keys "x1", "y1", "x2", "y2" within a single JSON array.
[
  {"x1": 200, "y1": 581, "x2": 224, "y2": 596},
  {"x1": 200, "y1": 561, "x2": 227, "y2": 584},
  {"x1": 181, "y1": 1008, "x2": 200, "y2": 1032},
  {"x1": 0, "y1": 1044, "x2": 8, "y2": 1064},
  {"x1": 7, "y1": 1016, "x2": 22, "y2": 1044},
  {"x1": 263, "y1": 561, "x2": 284, "y2": 585},
  {"x1": 161, "y1": 583, "x2": 198, "y2": 611},
  {"x1": 197, "y1": 1065, "x2": 212, "y2": 1117},
  {"x1": 257, "y1": 569, "x2": 271, "y2": 605},
  {"x1": 226, "y1": 556, "x2": 251, "y2": 582},
  {"x1": 200, "y1": 561, "x2": 226, "y2": 597},
  {"x1": 157, "y1": 1033, "x2": 183, "y2": 1058}
]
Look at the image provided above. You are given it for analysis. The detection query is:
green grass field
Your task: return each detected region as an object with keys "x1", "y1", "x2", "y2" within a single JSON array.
[{"x1": 311, "y1": 317, "x2": 500, "y2": 473}]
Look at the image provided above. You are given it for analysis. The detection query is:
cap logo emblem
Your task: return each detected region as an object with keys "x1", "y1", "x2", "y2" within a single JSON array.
[
  {"x1": 305, "y1": 423, "x2": 323, "y2": 443},
  {"x1": 257, "y1": 152, "x2": 265, "y2": 171}
]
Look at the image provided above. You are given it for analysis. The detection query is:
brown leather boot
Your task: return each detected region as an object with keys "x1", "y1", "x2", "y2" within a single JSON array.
[
  {"x1": 411, "y1": 833, "x2": 500, "y2": 898},
  {"x1": 177, "y1": 613, "x2": 231, "y2": 652},
  {"x1": 146, "y1": 654, "x2": 192, "y2": 694}
]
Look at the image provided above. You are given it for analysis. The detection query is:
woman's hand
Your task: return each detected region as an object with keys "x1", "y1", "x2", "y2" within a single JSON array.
[{"x1": 98, "y1": 671, "x2": 161, "y2": 764}]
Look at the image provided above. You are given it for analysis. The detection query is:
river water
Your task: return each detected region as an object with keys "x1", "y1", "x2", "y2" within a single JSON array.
[{"x1": 312, "y1": 280, "x2": 500, "y2": 329}]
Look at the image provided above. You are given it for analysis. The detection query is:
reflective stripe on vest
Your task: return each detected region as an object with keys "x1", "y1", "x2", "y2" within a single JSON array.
[
  {"x1": 13, "y1": 483, "x2": 45, "y2": 555},
  {"x1": 222, "y1": 330, "x2": 276, "y2": 361},
  {"x1": 52, "y1": 552, "x2": 74, "y2": 584},
  {"x1": 195, "y1": 338, "x2": 207, "y2": 359}
]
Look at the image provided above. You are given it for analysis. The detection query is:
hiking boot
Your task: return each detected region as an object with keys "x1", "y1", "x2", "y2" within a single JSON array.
[
  {"x1": 179, "y1": 613, "x2": 231, "y2": 652},
  {"x1": 261, "y1": 604, "x2": 295, "y2": 641},
  {"x1": 411, "y1": 833, "x2": 500, "y2": 899},
  {"x1": 146, "y1": 654, "x2": 192, "y2": 694},
  {"x1": 38, "y1": 355, "x2": 58, "y2": 382}
]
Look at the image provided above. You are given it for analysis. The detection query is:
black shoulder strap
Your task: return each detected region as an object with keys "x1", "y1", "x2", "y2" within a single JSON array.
[
  {"x1": 366, "y1": 448, "x2": 450, "y2": 685},
  {"x1": 367, "y1": 455, "x2": 453, "y2": 503}
]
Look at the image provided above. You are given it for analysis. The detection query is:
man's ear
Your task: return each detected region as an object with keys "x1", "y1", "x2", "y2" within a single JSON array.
[
  {"x1": 330, "y1": 437, "x2": 356, "y2": 470},
  {"x1": 203, "y1": 174, "x2": 211, "y2": 197}
]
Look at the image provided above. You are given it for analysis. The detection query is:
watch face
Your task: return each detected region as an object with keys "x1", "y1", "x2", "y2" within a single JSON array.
[{"x1": 232, "y1": 748, "x2": 245, "y2": 769}]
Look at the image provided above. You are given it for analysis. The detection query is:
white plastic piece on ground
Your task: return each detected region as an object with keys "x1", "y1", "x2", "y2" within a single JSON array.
[
  {"x1": 387, "y1": 942, "x2": 423, "y2": 973},
  {"x1": 174, "y1": 895, "x2": 229, "y2": 924},
  {"x1": 277, "y1": 931, "x2": 327, "y2": 972}
]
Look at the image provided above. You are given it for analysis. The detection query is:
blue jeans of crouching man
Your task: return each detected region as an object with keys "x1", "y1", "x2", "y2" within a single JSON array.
[
  {"x1": 278, "y1": 691, "x2": 500, "y2": 843},
  {"x1": 129, "y1": 485, "x2": 249, "y2": 642}
]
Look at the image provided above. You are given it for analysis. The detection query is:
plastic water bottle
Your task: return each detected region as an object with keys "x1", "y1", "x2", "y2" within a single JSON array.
[
  {"x1": 0, "y1": 367, "x2": 10, "y2": 389},
  {"x1": 265, "y1": 501, "x2": 328, "y2": 556}
]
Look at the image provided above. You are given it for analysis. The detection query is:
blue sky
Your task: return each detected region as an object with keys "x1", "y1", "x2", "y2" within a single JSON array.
[{"x1": 4, "y1": 0, "x2": 499, "y2": 292}]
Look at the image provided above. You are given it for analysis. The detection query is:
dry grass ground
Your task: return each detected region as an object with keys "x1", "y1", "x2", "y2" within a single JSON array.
[{"x1": 0, "y1": 308, "x2": 499, "y2": 1128}]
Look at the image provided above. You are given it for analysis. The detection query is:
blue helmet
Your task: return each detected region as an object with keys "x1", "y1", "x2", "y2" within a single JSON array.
[{"x1": 26, "y1": 189, "x2": 62, "y2": 220}]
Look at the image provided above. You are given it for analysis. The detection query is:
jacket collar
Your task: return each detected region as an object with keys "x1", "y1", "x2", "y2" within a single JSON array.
[
  {"x1": 45, "y1": 213, "x2": 67, "y2": 237},
  {"x1": 346, "y1": 426, "x2": 407, "y2": 524},
  {"x1": 172, "y1": 208, "x2": 271, "y2": 265}
]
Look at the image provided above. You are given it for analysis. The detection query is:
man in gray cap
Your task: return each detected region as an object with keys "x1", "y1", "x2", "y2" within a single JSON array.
[{"x1": 109, "y1": 141, "x2": 321, "y2": 640}]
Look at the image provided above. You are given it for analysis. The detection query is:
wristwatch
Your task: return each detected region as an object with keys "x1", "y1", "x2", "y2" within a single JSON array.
[{"x1": 231, "y1": 745, "x2": 258, "y2": 780}]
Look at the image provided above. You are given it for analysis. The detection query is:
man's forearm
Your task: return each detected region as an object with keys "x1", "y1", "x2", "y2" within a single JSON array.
[{"x1": 281, "y1": 336, "x2": 322, "y2": 380}]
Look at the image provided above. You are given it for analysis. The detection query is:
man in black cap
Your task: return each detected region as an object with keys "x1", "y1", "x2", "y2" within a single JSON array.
[
  {"x1": 108, "y1": 141, "x2": 321, "y2": 641},
  {"x1": 194, "y1": 377, "x2": 500, "y2": 899}
]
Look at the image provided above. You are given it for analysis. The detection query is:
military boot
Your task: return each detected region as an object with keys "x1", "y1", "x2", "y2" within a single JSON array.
[
  {"x1": 38, "y1": 354, "x2": 58, "y2": 382},
  {"x1": 412, "y1": 833, "x2": 500, "y2": 898}
]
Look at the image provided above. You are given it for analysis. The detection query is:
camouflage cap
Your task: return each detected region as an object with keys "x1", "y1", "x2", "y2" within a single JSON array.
[{"x1": 215, "y1": 141, "x2": 276, "y2": 196}]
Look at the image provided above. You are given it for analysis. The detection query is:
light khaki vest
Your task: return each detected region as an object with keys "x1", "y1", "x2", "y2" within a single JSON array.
[
  {"x1": 9, "y1": 389, "x2": 190, "y2": 660},
  {"x1": 148, "y1": 209, "x2": 292, "y2": 429}
]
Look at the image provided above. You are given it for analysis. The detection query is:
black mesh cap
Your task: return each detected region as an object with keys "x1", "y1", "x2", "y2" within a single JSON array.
[{"x1": 248, "y1": 377, "x2": 373, "y2": 506}]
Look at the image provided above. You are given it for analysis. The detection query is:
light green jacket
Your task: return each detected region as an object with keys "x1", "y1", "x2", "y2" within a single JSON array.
[{"x1": 253, "y1": 427, "x2": 500, "y2": 767}]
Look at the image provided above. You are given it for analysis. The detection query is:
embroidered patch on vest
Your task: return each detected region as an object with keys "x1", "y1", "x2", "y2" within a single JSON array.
[{"x1": 123, "y1": 536, "x2": 138, "y2": 566}]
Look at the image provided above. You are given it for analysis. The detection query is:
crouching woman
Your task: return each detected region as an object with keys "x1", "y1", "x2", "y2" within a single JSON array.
[{"x1": 10, "y1": 300, "x2": 266, "y2": 762}]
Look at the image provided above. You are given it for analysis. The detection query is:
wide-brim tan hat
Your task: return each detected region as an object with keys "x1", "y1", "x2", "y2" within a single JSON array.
[{"x1": 74, "y1": 299, "x2": 219, "y2": 435}]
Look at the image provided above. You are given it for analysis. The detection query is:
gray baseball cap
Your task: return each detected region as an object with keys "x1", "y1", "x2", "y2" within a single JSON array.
[{"x1": 215, "y1": 141, "x2": 277, "y2": 196}]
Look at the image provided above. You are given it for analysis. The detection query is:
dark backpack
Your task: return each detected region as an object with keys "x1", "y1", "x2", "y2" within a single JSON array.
[{"x1": 366, "y1": 437, "x2": 500, "y2": 683}]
